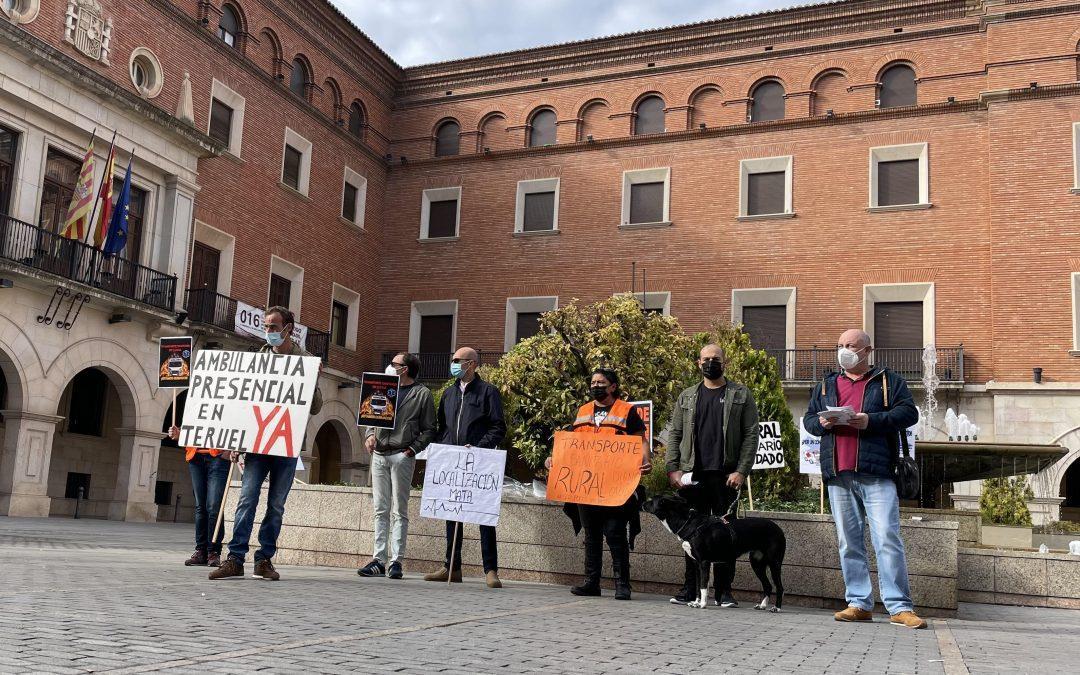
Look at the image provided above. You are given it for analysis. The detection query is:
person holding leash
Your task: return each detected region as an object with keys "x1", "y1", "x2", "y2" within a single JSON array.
[
  {"x1": 547, "y1": 368, "x2": 650, "y2": 600},
  {"x1": 663, "y1": 343, "x2": 759, "y2": 607}
]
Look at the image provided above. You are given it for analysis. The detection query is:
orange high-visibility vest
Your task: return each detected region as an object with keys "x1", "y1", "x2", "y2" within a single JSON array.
[
  {"x1": 185, "y1": 447, "x2": 223, "y2": 462},
  {"x1": 571, "y1": 399, "x2": 634, "y2": 435}
]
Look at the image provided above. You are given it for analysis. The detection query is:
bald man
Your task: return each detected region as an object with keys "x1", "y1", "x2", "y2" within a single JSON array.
[
  {"x1": 803, "y1": 329, "x2": 926, "y2": 629},
  {"x1": 425, "y1": 346, "x2": 507, "y2": 588}
]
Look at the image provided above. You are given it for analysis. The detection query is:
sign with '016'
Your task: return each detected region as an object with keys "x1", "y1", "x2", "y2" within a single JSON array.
[{"x1": 178, "y1": 350, "x2": 320, "y2": 457}]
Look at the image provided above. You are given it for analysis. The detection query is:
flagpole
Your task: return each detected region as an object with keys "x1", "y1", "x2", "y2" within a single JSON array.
[{"x1": 84, "y1": 131, "x2": 118, "y2": 247}]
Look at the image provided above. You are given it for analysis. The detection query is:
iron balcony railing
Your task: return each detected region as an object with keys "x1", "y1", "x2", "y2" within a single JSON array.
[
  {"x1": 765, "y1": 346, "x2": 965, "y2": 384},
  {"x1": 184, "y1": 288, "x2": 237, "y2": 332},
  {"x1": 305, "y1": 327, "x2": 330, "y2": 362},
  {"x1": 0, "y1": 214, "x2": 176, "y2": 311},
  {"x1": 385, "y1": 347, "x2": 964, "y2": 385}
]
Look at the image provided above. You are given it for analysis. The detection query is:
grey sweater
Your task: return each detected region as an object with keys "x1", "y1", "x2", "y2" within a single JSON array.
[{"x1": 364, "y1": 382, "x2": 437, "y2": 455}]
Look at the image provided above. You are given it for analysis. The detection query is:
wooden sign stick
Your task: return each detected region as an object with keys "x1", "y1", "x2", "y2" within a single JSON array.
[
  {"x1": 448, "y1": 521, "x2": 460, "y2": 587},
  {"x1": 171, "y1": 389, "x2": 177, "y2": 428},
  {"x1": 819, "y1": 479, "x2": 825, "y2": 515},
  {"x1": 747, "y1": 475, "x2": 754, "y2": 512},
  {"x1": 212, "y1": 460, "x2": 237, "y2": 545}
]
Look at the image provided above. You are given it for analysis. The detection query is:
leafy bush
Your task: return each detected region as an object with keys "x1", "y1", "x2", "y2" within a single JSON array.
[
  {"x1": 1035, "y1": 520, "x2": 1080, "y2": 535},
  {"x1": 980, "y1": 476, "x2": 1034, "y2": 526},
  {"x1": 749, "y1": 485, "x2": 831, "y2": 515}
]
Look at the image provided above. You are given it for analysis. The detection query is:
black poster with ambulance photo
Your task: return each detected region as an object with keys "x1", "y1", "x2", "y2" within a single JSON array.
[
  {"x1": 158, "y1": 337, "x2": 193, "y2": 389},
  {"x1": 357, "y1": 372, "x2": 400, "y2": 429}
]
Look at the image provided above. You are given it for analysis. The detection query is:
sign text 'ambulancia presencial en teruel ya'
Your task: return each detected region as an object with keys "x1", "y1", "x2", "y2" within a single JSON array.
[{"x1": 179, "y1": 350, "x2": 320, "y2": 458}]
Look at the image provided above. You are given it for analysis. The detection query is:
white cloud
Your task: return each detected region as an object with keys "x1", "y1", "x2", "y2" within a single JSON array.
[{"x1": 331, "y1": 0, "x2": 829, "y2": 67}]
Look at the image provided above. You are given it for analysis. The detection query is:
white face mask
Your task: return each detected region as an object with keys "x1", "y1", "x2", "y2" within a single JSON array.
[
  {"x1": 385, "y1": 364, "x2": 401, "y2": 376},
  {"x1": 837, "y1": 347, "x2": 865, "y2": 370}
]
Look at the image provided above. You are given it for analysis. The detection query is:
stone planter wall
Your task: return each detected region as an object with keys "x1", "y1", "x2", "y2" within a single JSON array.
[
  {"x1": 981, "y1": 524, "x2": 1034, "y2": 549},
  {"x1": 224, "y1": 483, "x2": 959, "y2": 615},
  {"x1": 958, "y1": 547, "x2": 1080, "y2": 609},
  {"x1": 902, "y1": 507, "x2": 981, "y2": 547}
]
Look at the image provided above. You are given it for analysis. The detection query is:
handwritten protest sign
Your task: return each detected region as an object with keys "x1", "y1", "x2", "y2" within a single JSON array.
[
  {"x1": 799, "y1": 418, "x2": 822, "y2": 475},
  {"x1": 546, "y1": 431, "x2": 644, "y2": 507},
  {"x1": 158, "y1": 337, "x2": 192, "y2": 389},
  {"x1": 630, "y1": 400, "x2": 654, "y2": 454},
  {"x1": 753, "y1": 420, "x2": 786, "y2": 470},
  {"x1": 357, "y1": 372, "x2": 399, "y2": 429},
  {"x1": 178, "y1": 350, "x2": 320, "y2": 457},
  {"x1": 420, "y1": 444, "x2": 507, "y2": 527}
]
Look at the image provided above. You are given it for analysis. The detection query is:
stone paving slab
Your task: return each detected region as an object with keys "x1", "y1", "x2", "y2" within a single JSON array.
[{"x1": 1, "y1": 517, "x2": 1078, "y2": 674}]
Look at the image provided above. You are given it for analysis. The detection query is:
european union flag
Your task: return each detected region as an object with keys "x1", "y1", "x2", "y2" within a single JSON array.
[{"x1": 103, "y1": 159, "x2": 132, "y2": 256}]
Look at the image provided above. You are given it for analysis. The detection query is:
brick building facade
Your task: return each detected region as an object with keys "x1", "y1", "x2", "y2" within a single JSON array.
[{"x1": 1, "y1": 0, "x2": 1079, "y2": 522}]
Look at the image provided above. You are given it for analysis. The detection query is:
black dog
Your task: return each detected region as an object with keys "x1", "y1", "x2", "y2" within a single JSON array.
[{"x1": 643, "y1": 495, "x2": 786, "y2": 611}]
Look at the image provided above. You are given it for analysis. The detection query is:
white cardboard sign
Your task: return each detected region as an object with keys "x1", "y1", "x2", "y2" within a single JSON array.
[
  {"x1": 753, "y1": 421, "x2": 786, "y2": 470},
  {"x1": 799, "y1": 418, "x2": 822, "y2": 475},
  {"x1": 235, "y1": 300, "x2": 309, "y2": 346},
  {"x1": 420, "y1": 444, "x2": 507, "y2": 527},
  {"x1": 179, "y1": 350, "x2": 320, "y2": 458}
]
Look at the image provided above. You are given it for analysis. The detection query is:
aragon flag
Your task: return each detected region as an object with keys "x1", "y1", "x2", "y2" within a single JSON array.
[{"x1": 59, "y1": 138, "x2": 96, "y2": 241}]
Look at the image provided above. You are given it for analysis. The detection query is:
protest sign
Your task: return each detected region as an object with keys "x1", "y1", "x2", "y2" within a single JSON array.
[
  {"x1": 235, "y1": 300, "x2": 309, "y2": 346},
  {"x1": 630, "y1": 400, "x2": 654, "y2": 454},
  {"x1": 799, "y1": 418, "x2": 822, "y2": 475},
  {"x1": 905, "y1": 424, "x2": 916, "y2": 459},
  {"x1": 178, "y1": 350, "x2": 320, "y2": 457},
  {"x1": 546, "y1": 431, "x2": 644, "y2": 507},
  {"x1": 420, "y1": 444, "x2": 507, "y2": 527},
  {"x1": 357, "y1": 372, "x2": 399, "y2": 429},
  {"x1": 158, "y1": 337, "x2": 192, "y2": 389},
  {"x1": 753, "y1": 421, "x2": 786, "y2": 470}
]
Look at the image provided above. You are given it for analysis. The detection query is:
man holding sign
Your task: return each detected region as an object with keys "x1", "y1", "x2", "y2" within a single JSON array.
[
  {"x1": 663, "y1": 343, "x2": 759, "y2": 607},
  {"x1": 546, "y1": 368, "x2": 650, "y2": 600},
  {"x1": 208, "y1": 306, "x2": 322, "y2": 582}
]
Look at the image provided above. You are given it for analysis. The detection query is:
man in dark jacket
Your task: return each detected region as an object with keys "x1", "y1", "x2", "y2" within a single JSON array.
[
  {"x1": 663, "y1": 343, "x2": 759, "y2": 607},
  {"x1": 424, "y1": 346, "x2": 507, "y2": 588},
  {"x1": 803, "y1": 329, "x2": 926, "y2": 629}
]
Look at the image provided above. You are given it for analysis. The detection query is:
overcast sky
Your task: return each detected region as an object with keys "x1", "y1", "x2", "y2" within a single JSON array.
[{"x1": 331, "y1": 0, "x2": 826, "y2": 67}]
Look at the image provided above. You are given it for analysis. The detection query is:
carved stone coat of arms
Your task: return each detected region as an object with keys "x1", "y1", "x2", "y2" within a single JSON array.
[{"x1": 65, "y1": 0, "x2": 113, "y2": 64}]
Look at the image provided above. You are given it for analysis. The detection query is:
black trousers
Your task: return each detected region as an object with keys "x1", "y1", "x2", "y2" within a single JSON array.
[
  {"x1": 677, "y1": 470, "x2": 739, "y2": 596},
  {"x1": 444, "y1": 520, "x2": 498, "y2": 573},
  {"x1": 579, "y1": 504, "x2": 630, "y2": 585}
]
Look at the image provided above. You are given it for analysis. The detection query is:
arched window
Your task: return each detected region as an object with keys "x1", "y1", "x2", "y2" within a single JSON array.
[
  {"x1": 879, "y1": 64, "x2": 916, "y2": 108},
  {"x1": 435, "y1": 120, "x2": 460, "y2": 157},
  {"x1": 289, "y1": 58, "x2": 308, "y2": 98},
  {"x1": 528, "y1": 109, "x2": 557, "y2": 147},
  {"x1": 750, "y1": 81, "x2": 785, "y2": 122},
  {"x1": 633, "y1": 95, "x2": 665, "y2": 135},
  {"x1": 218, "y1": 4, "x2": 240, "y2": 47},
  {"x1": 348, "y1": 103, "x2": 365, "y2": 138}
]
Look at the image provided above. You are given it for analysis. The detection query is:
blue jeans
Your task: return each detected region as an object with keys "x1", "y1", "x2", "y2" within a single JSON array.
[
  {"x1": 227, "y1": 454, "x2": 297, "y2": 563},
  {"x1": 188, "y1": 453, "x2": 231, "y2": 553},
  {"x1": 827, "y1": 472, "x2": 914, "y2": 615}
]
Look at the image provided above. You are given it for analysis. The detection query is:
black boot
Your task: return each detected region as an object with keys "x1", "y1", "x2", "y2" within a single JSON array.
[
  {"x1": 612, "y1": 546, "x2": 631, "y2": 601},
  {"x1": 571, "y1": 541, "x2": 602, "y2": 596},
  {"x1": 669, "y1": 554, "x2": 696, "y2": 604}
]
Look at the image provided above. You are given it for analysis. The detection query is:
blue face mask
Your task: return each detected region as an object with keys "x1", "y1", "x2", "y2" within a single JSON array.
[
  {"x1": 266, "y1": 331, "x2": 285, "y2": 347},
  {"x1": 450, "y1": 362, "x2": 464, "y2": 378}
]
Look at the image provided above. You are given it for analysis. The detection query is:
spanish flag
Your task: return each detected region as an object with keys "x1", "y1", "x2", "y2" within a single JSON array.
[
  {"x1": 91, "y1": 145, "x2": 116, "y2": 248},
  {"x1": 59, "y1": 139, "x2": 96, "y2": 241}
]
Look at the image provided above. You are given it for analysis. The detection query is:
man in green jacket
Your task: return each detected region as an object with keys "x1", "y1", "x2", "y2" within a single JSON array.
[{"x1": 663, "y1": 343, "x2": 759, "y2": 607}]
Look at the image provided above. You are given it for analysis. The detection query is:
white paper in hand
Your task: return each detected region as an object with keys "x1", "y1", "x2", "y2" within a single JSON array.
[
  {"x1": 823, "y1": 406, "x2": 855, "y2": 423},
  {"x1": 680, "y1": 472, "x2": 698, "y2": 486}
]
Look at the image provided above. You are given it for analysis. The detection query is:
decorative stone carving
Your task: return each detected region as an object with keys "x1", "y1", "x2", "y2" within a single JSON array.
[
  {"x1": 176, "y1": 71, "x2": 195, "y2": 125},
  {"x1": 64, "y1": 0, "x2": 112, "y2": 65}
]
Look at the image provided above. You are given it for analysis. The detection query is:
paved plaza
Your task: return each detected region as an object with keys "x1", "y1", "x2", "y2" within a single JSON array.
[{"x1": 0, "y1": 517, "x2": 1077, "y2": 674}]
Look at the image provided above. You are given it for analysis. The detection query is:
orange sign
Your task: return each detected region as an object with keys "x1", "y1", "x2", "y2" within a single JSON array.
[{"x1": 546, "y1": 431, "x2": 644, "y2": 506}]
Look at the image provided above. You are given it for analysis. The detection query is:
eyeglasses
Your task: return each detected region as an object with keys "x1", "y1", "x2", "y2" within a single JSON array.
[
  {"x1": 390, "y1": 361, "x2": 406, "y2": 368},
  {"x1": 451, "y1": 358, "x2": 474, "y2": 364}
]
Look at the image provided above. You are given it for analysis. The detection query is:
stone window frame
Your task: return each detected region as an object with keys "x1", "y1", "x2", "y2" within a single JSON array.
[
  {"x1": 1, "y1": 0, "x2": 40, "y2": 25},
  {"x1": 863, "y1": 282, "x2": 935, "y2": 354},
  {"x1": 504, "y1": 296, "x2": 558, "y2": 351},
  {"x1": 1071, "y1": 273, "x2": 1080, "y2": 355},
  {"x1": 513, "y1": 178, "x2": 560, "y2": 235},
  {"x1": 129, "y1": 48, "x2": 164, "y2": 99},
  {"x1": 732, "y1": 286, "x2": 797, "y2": 378},
  {"x1": 614, "y1": 290, "x2": 671, "y2": 316},
  {"x1": 868, "y1": 142, "x2": 930, "y2": 211},
  {"x1": 419, "y1": 186, "x2": 461, "y2": 241},
  {"x1": 408, "y1": 299, "x2": 458, "y2": 353},
  {"x1": 208, "y1": 79, "x2": 245, "y2": 158},
  {"x1": 341, "y1": 166, "x2": 367, "y2": 229},
  {"x1": 280, "y1": 127, "x2": 312, "y2": 197},
  {"x1": 1072, "y1": 122, "x2": 1080, "y2": 194},
  {"x1": 738, "y1": 155, "x2": 794, "y2": 220},
  {"x1": 268, "y1": 255, "x2": 304, "y2": 319},
  {"x1": 192, "y1": 220, "x2": 236, "y2": 297},
  {"x1": 620, "y1": 167, "x2": 671, "y2": 229},
  {"x1": 330, "y1": 282, "x2": 360, "y2": 351}
]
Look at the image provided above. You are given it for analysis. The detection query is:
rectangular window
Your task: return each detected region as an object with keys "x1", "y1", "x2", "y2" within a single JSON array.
[
  {"x1": 523, "y1": 192, "x2": 555, "y2": 232},
  {"x1": 64, "y1": 472, "x2": 91, "y2": 500},
  {"x1": 428, "y1": 199, "x2": 458, "y2": 238},
  {"x1": 515, "y1": 312, "x2": 542, "y2": 343},
  {"x1": 282, "y1": 145, "x2": 302, "y2": 191},
  {"x1": 877, "y1": 159, "x2": 919, "y2": 207},
  {"x1": 629, "y1": 182, "x2": 664, "y2": 224},
  {"x1": 209, "y1": 99, "x2": 233, "y2": 146},
  {"x1": 747, "y1": 171, "x2": 786, "y2": 216},
  {"x1": 113, "y1": 178, "x2": 147, "y2": 263},
  {"x1": 331, "y1": 300, "x2": 348, "y2": 348},
  {"x1": 873, "y1": 301, "x2": 924, "y2": 349},
  {"x1": 741, "y1": 305, "x2": 787, "y2": 350},
  {"x1": 154, "y1": 481, "x2": 173, "y2": 506},
  {"x1": 269, "y1": 273, "x2": 292, "y2": 309},
  {"x1": 38, "y1": 148, "x2": 80, "y2": 233},
  {"x1": 419, "y1": 314, "x2": 454, "y2": 354},
  {"x1": 67, "y1": 368, "x2": 108, "y2": 436},
  {"x1": 342, "y1": 183, "x2": 357, "y2": 222},
  {"x1": 0, "y1": 124, "x2": 18, "y2": 214}
]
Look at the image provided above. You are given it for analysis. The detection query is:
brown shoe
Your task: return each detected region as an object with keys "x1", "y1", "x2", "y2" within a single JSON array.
[
  {"x1": 207, "y1": 552, "x2": 221, "y2": 568},
  {"x1": 209, "y1": 556, "x2": 244, "y2": 580},
  {"x1": 253, "y1": 559, "x2": 280, "y2": 581},
  {"x1": 834, "y1": 606, "x2": 874, "y2": 622},
  {"x1": 486, "y1": 570, "x2": 502, "y2": 588},
  {"x1": 184, "y1": 549, "x2": 208, "y2": 566},
  {"x1": 890, "y1": 611, "x2": 928, "y2": 629},
  {"x1": 423, "y1": 567, "x2": 462, "y2": 583}
]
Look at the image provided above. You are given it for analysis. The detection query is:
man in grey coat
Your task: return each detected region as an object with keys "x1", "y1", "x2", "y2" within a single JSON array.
[
  {"x1": 356, "y1": 352, "x2": 436, "y2": 580},
  {"x1": 663, "y1": 343, "x2": 759, "y2": 607}
]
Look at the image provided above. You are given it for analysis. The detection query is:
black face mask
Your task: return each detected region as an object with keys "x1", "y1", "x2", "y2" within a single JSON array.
[
  {"x1": 701, "y1": 360, "x2": 724, "y2": 380},
  {"x1": 590, "y1": 386, "x2": 610, "y2": 402}
]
